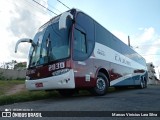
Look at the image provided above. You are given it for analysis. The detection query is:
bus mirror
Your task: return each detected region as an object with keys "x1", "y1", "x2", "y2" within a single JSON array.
[
  {"x1": 15, "y1": 38, "x2": 36, "y2": 53},
  {"x1": 59, "y1": 12, "x2": 73, "y2": 30}
]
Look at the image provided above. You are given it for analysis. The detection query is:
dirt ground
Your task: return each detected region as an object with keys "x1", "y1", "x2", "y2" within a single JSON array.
[{"x1": 5, "y1": 84, "x2": 26, "y2": 95}]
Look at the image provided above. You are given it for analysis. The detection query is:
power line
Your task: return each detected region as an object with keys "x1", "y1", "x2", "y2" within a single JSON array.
[
  {"x1": 57, "y1": 0, "x2": 70, "y2": 9},
  {"x1": 136, "y1": 44, "x2": 160, "y2": 48},
  {"x1": 141, "y1": 54, "x2": 160, "y2": 56},
  {"x1": 32, "y1": 0, "x2": 58, "y2": 15},
  {"x1": 24, "y1": 0, "x2": 50, "y2": 17},
  {"x1": 41, "y1": 0, "x2": 62, "y2": 13}
]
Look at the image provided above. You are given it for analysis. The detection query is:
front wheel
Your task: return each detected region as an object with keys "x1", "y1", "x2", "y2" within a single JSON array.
[{"x1": 90, "y1": 72, "x2": 109, "y2": 96}]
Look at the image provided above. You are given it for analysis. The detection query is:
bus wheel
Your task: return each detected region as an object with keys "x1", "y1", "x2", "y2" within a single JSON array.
[
  {"x1": 143, "y1": 78, "x2": 147, "y2": 88},
  {"x1": 144, "y1": 80, "x2": 147, "y2": 88},
  {"x1": 139, "y1": 79, "x2": 145, "y2": 89},
  {"x1": 58, "y1": 89, "x2": 75, "y2": 97},
  {"x1": 91, "y1": 72, "x2": 109, "y2": 96}
]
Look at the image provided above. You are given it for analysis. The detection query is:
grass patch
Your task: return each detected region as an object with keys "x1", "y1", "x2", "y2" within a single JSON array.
[
  {"x1": 0, "y1": 81, "x2": 117, "y2": 106},
  {"x1": 0, "y1": 80, "x2": 24, "y2": 88},
  {"x1": 0, "y1": 80, "x2": 24, "y2": 85},
  {"x1": 108, "y1": 87, "x2": 116, "y2": 92},
  {"x1": 0, "y1": 91, "x2": 4, "y2": 95},
  {"x1": 0, "y1": 90, "x2": 59, "y2": 106}
]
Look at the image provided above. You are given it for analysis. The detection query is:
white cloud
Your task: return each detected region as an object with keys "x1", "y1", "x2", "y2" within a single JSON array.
[
  {"x1": 138, "y1": 27, "x2": 155, "y2": 42},
  {"x1": 0, "y1": 0, "x2": 160, "y2": 71},
  {"x1": 132, "y1": 27, "x2": 160, "y2": 66},
  {"x1": 112, "y1": 31, "x2": 128, "y2": 44},
  {"x1": 112, "y1": 27, "x2": 160, "y2": 67},
  {"x1": 0, "y1": 0, "x2": 52, "y2": 63}
]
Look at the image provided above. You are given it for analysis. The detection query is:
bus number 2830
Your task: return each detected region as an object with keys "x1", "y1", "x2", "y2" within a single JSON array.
[{"x1": 48, "y1": 62, "x2": 65, "y2": 71}]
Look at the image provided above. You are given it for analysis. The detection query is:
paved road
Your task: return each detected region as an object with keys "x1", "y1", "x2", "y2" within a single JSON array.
[{"x1": 0, "y1": 85, "x2": 160, "y2": 120}]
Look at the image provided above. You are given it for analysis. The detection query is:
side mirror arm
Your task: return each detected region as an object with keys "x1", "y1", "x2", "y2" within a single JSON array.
[
  {"x1": 59, "y1": 12, "x2": 73, "y2": 30},
  {"x1": 15, "y1": 38, "x2": 36, "y2": 53}
]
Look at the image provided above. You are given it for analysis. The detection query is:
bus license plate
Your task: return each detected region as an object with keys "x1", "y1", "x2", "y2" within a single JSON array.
[{"x1": 35, "y1": 83, "x2": 43, "y2": 88}]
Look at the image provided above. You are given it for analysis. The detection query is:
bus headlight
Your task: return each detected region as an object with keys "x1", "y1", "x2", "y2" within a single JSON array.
[
  {"x1": 52, "y1": 69, "x2": 70, "y2": 76},
  {"x1": 26, "y1": 76, "x2": 30, "y2": 80}
]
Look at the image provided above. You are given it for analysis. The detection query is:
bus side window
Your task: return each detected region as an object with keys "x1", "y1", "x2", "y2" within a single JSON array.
[{"x1": 74, "y1": 28, "x2": 87, "y2": 53}]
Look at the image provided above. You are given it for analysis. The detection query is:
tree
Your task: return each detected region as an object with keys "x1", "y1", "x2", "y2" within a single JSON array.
[{"x1": 14, "y1": 62, "x2": 27, "y2": 70}]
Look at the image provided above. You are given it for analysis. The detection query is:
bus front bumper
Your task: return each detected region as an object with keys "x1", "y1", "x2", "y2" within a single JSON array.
[{"x1": 25, "y1": 69, "x2": 75, "y2": 90}]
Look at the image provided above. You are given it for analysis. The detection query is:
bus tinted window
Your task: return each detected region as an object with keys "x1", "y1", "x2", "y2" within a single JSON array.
[
  {"x1": 95, "y1": 22, "x2": 146, "y2": 66},
  {"x1": 73, "y1": 28, "x2": 88, "y2": 60},
  {"x1": 96, "y1": 23, "x2": 110, "y2": 44},
  {"x1": 74, "y1": 29, "x2": 87, "y2": 53},
  {"x1": 73, "y1": 12, "x2": 95, "y2": 60},
  {"x1": 76, "y1": 13, "x2": 94, "y2": 41}
]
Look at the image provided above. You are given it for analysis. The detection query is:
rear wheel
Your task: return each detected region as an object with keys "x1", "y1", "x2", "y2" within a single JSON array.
[
  {"x1": 139, "y1": 77, "x2": 147, "y2": 89},
  {"x1": 90, "y1": 72, "x2": 109, "y2": 96},
  {"x1": 144, "y1": 81, "x2": 147, "y2": 88},
  {"x1": 143, "y1": 78, "x2": 147, "y2": 88}
]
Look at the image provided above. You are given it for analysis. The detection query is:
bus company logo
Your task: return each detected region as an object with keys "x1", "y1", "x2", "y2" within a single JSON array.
[
  {"x1": 97, "y1": 49, "x2": 105, "y2": 56},
  {"x1": 115, "y1": 54, "x2": 131, "y2": 66}
]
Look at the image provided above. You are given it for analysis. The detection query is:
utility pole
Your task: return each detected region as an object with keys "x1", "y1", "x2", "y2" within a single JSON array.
[
  {"x1": 158, "y1": 67, "x2": 160, "y2": 80},
  {"x1": 128, "y1": 36, "x2": 131, "y2": 47}
]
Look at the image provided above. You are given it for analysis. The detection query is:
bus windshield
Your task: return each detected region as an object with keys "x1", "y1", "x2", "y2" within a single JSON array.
[{"x1": 29, "y1": 17, "x2": 72, "y2": 68}]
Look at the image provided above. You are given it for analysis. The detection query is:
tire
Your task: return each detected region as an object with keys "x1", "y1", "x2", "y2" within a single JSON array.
[
  {"x1": 139, "y1": 78, "x2": 146, "y2": 89},
  {"x1": 144, "y1": 78, "x2": 147, "y2": 88},
  {"x1": 90, "y1": 72, "x2": 109, "y2": 96},
  {"x1": 58, "y1": 89, "x2": 75, "y2": 97}
]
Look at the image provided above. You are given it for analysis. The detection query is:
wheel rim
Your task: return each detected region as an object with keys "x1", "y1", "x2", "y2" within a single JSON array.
[
  {"x1": 140, "y1": 80, "x2": 144, "y2": 88},
  {"x1": 96, "y1": 77, "x2": 106, "y2": 91}
]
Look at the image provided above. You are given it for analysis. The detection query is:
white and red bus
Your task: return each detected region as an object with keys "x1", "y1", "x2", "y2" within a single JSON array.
[{"x1": 15, "y1": 9, "x2": 148, "y2": 96}]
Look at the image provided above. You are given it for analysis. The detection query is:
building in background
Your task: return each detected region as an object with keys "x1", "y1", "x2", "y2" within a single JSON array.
[
  {"x1": 0, "y1": 61, "x2": 27, "y2": 80},
  {"x1": 14, "y1": 62, "x2": 27, "y2": 70},
  {"x1": 147, "y1": 62, "x2": 160, "y2": 85}
]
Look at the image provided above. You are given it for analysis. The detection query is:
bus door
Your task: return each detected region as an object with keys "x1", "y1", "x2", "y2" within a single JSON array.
[{"x1": 72, "y1": 12, "x2": 95, "y2": 88}]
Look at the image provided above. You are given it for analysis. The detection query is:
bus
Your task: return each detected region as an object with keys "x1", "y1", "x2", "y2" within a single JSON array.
[{"x1": 15, "y1": 8, "x2": 148, "y2": 96}]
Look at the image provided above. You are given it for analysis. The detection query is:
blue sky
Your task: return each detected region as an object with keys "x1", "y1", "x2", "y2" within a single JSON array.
[
  {"x1": 48, "y1": 0, "x2": 160, "y2": 34},
  {"x1": 47, "y1": 0, "x2": 160, "y2": 66},
  {"x1": 0, "y1": 0, "x2": 160, "y2": 75}
]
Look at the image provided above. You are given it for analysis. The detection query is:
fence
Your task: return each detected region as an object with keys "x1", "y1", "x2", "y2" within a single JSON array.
[{"x1": 0, "y1": 68, "x2": 26, "y2": 80}]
